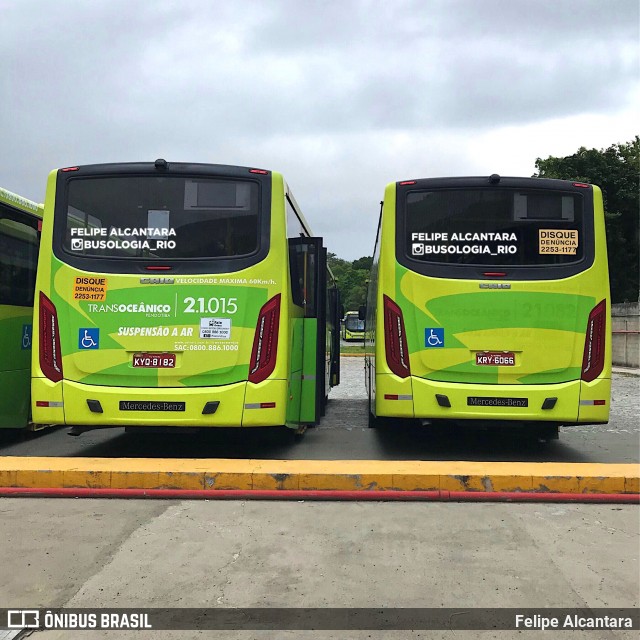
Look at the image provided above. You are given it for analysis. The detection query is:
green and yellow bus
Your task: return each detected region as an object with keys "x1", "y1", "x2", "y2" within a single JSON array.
[
  {"x1": 342, "y1": 310, "x2": 365, "y2": 341},
  {"x1": 364, "y1": 175, "x2": 610, "y2": 438},
  {"x1": 32, "y1": 161, "x2": 340, "y2": 433},
  {"x1": 0, "y1": 187, "x2": 42, "y2": 429}
]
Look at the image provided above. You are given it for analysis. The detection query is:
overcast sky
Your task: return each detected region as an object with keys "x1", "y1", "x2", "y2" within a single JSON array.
[{"x1": 2, "y1": 0, "x2": 638, "y2": 260}]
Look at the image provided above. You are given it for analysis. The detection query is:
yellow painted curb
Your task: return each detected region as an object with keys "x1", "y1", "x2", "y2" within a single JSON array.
[{"x1": 0, "y1": 458, "x2": 637, "y2": 494}]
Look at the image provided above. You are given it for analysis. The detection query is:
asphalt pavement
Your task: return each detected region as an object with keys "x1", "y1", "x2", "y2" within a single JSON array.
[{"x1": 0, "y1": 358, "x2": 638, "y2": 463}]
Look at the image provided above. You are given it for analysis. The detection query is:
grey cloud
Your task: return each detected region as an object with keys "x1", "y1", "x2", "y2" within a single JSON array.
[{"x1": 0, "y1": 0, "x2": 637, "y2": 259}]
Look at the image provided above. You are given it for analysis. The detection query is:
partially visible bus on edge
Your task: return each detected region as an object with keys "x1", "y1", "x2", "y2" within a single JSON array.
[
  {"x1": 342, "y1": 310, "x2": 365, "y2": 341},
  {"x1": 32, "y1": 161, "x2": 340, "y2": 434},
  {"x1": 363, "y1": 175, "x2": 610, "y2": 439},
  {"x1": 0, "y1": 187, "x2": 42, "y2": 429}
]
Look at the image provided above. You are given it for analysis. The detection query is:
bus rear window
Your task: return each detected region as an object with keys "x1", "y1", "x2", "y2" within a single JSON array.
[
  {"x1": 404, "y1": 188, "x2": 585, "y2": 266},
  {"x1": 62, "y1": 176, "x2": 259, "y2": 260}
]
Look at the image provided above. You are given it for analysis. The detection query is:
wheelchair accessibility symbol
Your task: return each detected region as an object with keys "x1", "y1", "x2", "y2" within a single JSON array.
[
  {"x1": 425, "y1": 327, "x2": 444, "y2": 348},
  {"x1": 79, "y1": 328, "x2": 99, "y2": 349},
  {"x1": 21, "y1": 324, "x2": 32, "y2": 350}
]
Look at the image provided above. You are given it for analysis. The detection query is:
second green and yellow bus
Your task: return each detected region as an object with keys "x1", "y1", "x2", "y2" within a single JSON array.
[
  {"x1": 363, "y1": 175, "x2": 610, "y2": 438},
  {"x1": 341, "y1": 310, "x2": 365, "y2": 341},
  {"x1": 32, "y1": 161, "x2": 340, "y2": 433}
]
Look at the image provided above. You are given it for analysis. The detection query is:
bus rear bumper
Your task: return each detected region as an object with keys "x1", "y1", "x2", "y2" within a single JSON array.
[
  {"x1": 32, "y1": 378, "x2": 288, "y2": 428},
  {"x1": 377, "y1": 374, "x2": 610, "y2": 424}
]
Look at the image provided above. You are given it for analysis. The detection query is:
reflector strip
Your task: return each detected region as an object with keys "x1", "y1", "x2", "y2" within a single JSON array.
[
  {"x1": 244, "y1": 402, "x2": 277, "y2": 409},
  {"x1": 580, "y1": 400, "x2": 607, "y2": 406},
  {"x1": 36, "y1": 401, "x2": 63, "y2": 408},
  {"x1": 384, "y1": 394, "x2": 413, "y2": 400}
]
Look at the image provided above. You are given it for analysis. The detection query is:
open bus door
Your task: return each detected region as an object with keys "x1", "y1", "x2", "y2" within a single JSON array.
[{"x1": 288, "y1": 237, "x2": 340, "y2": 425}]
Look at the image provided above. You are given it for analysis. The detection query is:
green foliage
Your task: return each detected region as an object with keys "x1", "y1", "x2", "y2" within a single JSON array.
[
  {"x1": 351, "y1": 256, "x2": 373, "y2": 271},
  {"x1": 534, "y1": 137, "x2": 639, "y2": 302},
  {"x1": 328, "y1": 253, "x2": 372, "y2": 312}
]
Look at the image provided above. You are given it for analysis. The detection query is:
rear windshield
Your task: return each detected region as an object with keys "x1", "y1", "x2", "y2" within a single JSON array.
[
  {"x1": 62, "y1": 176, "x2": 260, "y2": 260},
  {"x1": 404, "y1": 188, "x2": 584, "y2": 266}
]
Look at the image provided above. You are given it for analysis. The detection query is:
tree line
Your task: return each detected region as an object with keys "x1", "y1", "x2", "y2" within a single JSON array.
[
  {"x1": 329, "y1": 137, "x2": 638, "y2": 309},
  {"x1": 535, "y1": 136, "x2": 639, "y2": 303}
]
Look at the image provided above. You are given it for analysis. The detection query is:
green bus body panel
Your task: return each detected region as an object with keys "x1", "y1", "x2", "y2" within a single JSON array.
[
  {"x1": 47, "y1": 256, "x2": 270, "y2": 388},
  {"x1": 395, "y1": 264, "x2": 596, "y2": 384},
  {"x1": 285, "y1": 315, "x2": 304, "y2": 426},
  {"x1": 0, "y1": 308, "x2": 32, "y2": 428},
  {"x1": 300, "y1": 318, "x2": 318, "y2": 423}
]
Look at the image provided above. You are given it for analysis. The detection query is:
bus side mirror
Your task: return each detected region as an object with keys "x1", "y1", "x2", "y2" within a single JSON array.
[{"x1": 358, "y1": 305, "x2": 366, "y2": 321}]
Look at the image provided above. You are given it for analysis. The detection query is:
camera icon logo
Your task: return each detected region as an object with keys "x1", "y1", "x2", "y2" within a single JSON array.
[
  {"x1": 71, "y1": 238, "x2": 83, "y2": 251},
  {"x1": 412, "y1": 243, "x2": 424, "y2": 256}
]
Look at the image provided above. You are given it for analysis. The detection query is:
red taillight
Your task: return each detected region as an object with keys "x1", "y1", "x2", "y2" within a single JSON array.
[
  {"x1": 145, "y1": 265, "x2": 172, "y2": 270},
  {"x1": 249, "y1": 294, "x2": 281, "y2": 384},
  {"x1": 249, "y1": 169, "x2": 269, "y2": 175},
  {"x1": 573, "y1": 182, "x2": 590, "y2": 188},
  {"x1": 581, "y1": 300, "x2": 606, "y2": 382},
  {"x1": 399, "y1": 180, "x2": 416, "y2": 185},
  {"x1": 383, "y1": 295, "x2": 410, "y2": 378},
  {"x1": 39, "y1": 292, "x2": 63, "y2": 383},
  {"x1": 61, "y1": 167, "x2": 79, "y2": 172}
]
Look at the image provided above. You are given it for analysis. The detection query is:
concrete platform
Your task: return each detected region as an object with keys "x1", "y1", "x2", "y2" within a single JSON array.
[{"x1": 0, "y1": 457, "x2": 637, "y2": 497}]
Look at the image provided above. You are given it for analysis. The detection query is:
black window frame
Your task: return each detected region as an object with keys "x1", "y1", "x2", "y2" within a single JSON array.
[
  {"x1": 52, "y1": 162, "x2": 272, "y2": 275},
  {"x1": 0, "y1": 202, "x2": 39, "y2": 308},
  {"x1": 395, "y1": 176, "x2": 595, "y2": 281}
]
